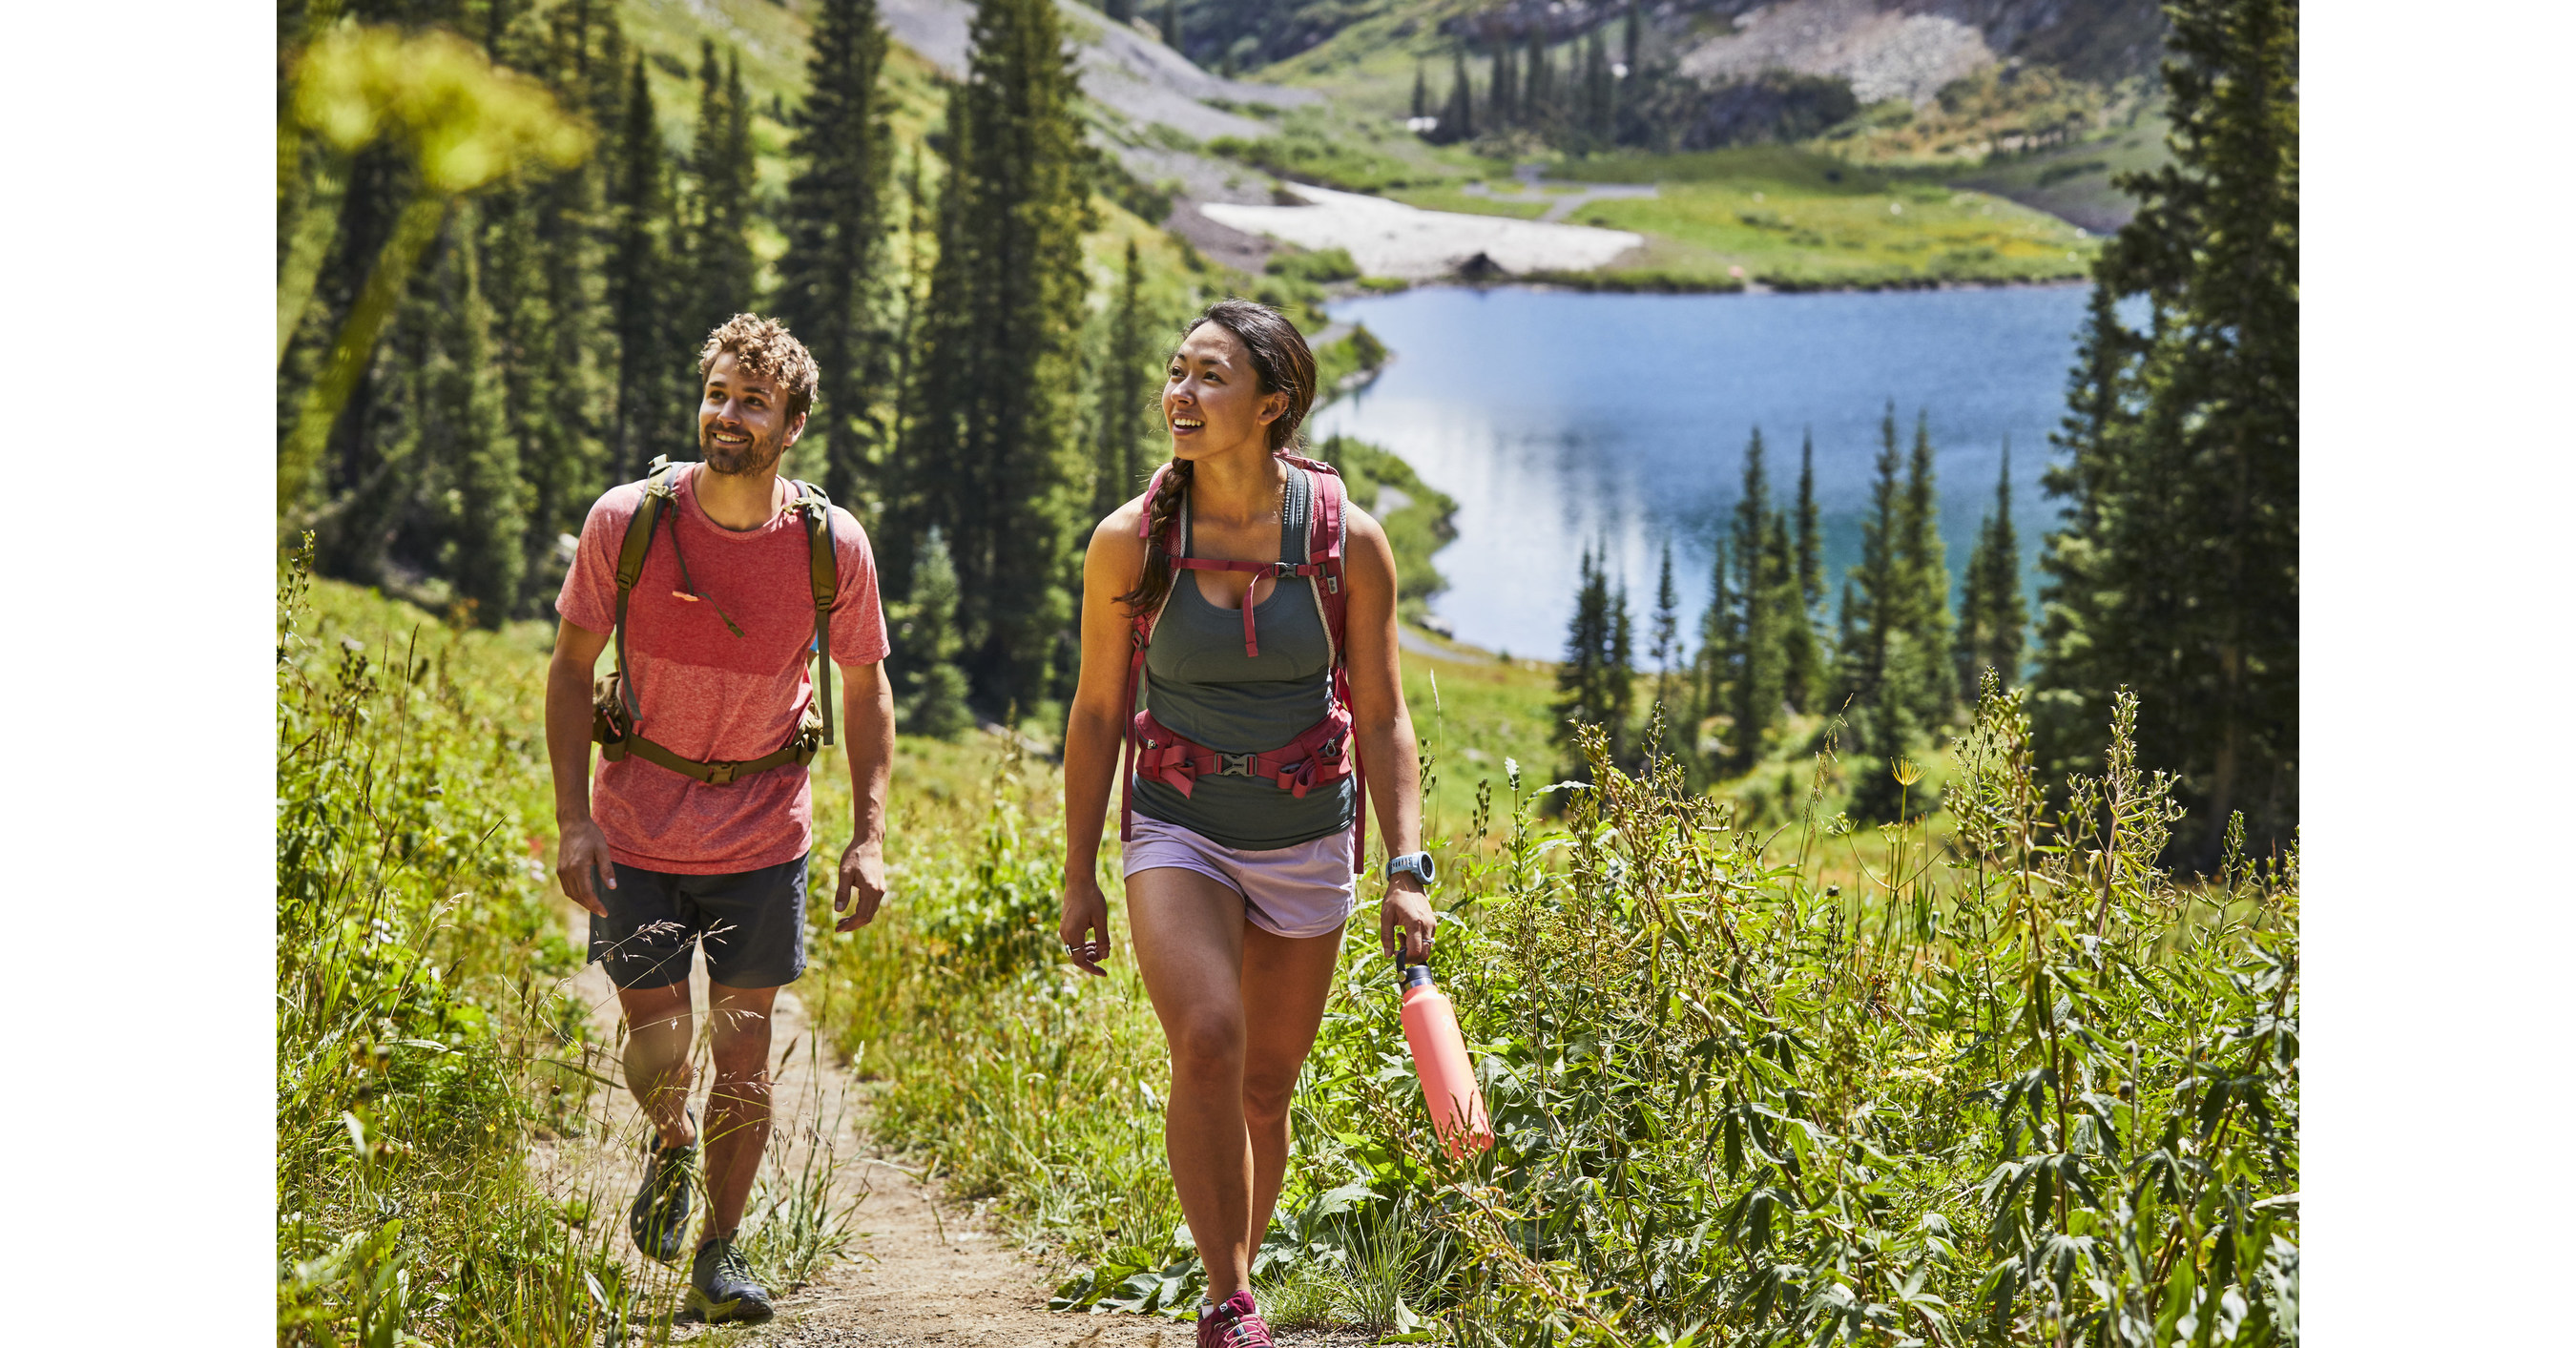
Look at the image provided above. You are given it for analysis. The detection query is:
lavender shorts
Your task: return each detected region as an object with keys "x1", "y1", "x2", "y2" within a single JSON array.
[{"x1": 1122, "y1": 816, "x2": 1357, "y2": 940}]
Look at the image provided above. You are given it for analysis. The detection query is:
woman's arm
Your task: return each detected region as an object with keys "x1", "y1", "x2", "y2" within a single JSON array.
[
  {"x1": 1059, "y1": 501, "x2": 1151, "y2": 975},
  {"x1": 1339, "y1": 504, "x2": 1434, "y2": 964}
]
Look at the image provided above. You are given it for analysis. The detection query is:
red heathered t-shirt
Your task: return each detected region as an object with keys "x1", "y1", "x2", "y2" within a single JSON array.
[{"x1": 557, "y1": 466, "x2": 889, "y2": 875}]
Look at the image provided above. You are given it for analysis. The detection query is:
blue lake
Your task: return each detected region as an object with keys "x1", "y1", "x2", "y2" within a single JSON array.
[{"x1": 1312, "y1": 283, "x2": 2097, "y2": 661}]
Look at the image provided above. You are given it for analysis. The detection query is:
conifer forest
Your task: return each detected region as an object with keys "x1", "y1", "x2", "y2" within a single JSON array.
[{"x1": 276, "y1": 2, "x2": 2296, "y2": 1343}]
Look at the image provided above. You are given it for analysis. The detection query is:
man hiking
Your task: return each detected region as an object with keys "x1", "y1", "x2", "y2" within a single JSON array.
[{"x1": 546, "y1": 314, "x2": 894, "y2": 1323}]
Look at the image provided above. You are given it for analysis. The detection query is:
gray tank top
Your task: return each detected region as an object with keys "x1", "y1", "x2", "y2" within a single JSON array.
[{"x1": 1133, "y1": 468, "x2": 1358, "y2": 850}]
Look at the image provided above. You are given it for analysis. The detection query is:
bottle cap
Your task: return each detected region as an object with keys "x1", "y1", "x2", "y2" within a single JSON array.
[{"x1": 1402, "y1": 964, "x2": 1436, "y2": 990}]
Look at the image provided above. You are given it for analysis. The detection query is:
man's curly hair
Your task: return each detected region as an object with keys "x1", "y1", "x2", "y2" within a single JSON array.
[{"x1": 696, "y1": 313, "x2": 820, "y2": 422}]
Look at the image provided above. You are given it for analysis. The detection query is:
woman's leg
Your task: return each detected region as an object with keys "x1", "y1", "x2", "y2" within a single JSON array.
[
  {"x1": 1238, "y1": 921, "x2": 1345, "y2": 1261},
  {"x1": 1126, "y1": 866, "x2": 1257, "y2": 1299}
]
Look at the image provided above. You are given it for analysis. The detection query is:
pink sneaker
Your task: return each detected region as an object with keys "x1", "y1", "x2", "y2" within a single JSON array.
[{"x1": 1195, "y1": 1289, "x2": 1275, "y2": 1348}]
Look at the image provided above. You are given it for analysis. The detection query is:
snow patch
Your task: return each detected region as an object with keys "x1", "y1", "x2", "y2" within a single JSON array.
[{"x1": 1198, "y1": 184, "x2": 1644, "y2": 281}]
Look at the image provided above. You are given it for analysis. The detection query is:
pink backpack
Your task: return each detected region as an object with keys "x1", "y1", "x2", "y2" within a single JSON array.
[{"x1": 1118, "y1": 453, "x2": 1366, "y2": 871}]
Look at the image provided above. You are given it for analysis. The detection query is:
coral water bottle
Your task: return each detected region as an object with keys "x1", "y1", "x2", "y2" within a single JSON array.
[{"x1": 1399, "y1": 964, "x2": 1492, "y2": 1157}]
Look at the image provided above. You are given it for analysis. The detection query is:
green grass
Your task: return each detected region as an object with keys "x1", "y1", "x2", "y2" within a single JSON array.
[
  {"x1": 1576, "y1": 176, "x2": 2097, "y2": 288},
  {"x1": 812, "y1": 682, "x2": 2297, "y2": 1342},
  {"x1": 1383, "y1": 184, "x2": 1553, "y2": 220},
  {"x1": 1208, "y1": 102, "x2": 1477, "y2": 194},
  {"x1": 1951, "y1": 105, "x2": 2174, "y2": 233},
  {"x1": 278, "y1": 558, "x2": 634, "y2": 1346}
]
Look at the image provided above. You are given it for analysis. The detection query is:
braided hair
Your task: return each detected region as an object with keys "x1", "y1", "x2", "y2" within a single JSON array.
[{"x1": 1117, "y1": 299, "x2": 1319, "y2": 619}]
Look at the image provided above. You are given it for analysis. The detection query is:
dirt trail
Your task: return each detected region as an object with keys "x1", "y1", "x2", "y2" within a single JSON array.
[{"x1": 530, "y1": 907, "x2": 1356, "y2": 1346}]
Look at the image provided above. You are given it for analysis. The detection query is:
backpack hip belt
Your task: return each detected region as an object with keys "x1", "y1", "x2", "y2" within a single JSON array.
[
  {"x1": 589, "y1": 457, "x2": 839, "y2": 787},
  {"x1": 1131, "y1": 699, "x2": 1356, "y2": 800},
  {"x1": 1117, "y1": 453, "x2": 1369, "y2": 869}
]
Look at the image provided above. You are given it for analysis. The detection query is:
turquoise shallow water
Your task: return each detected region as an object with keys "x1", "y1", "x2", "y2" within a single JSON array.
[{"x1": 1311, "y1": 282, "x2": 2096, "y2": 660}]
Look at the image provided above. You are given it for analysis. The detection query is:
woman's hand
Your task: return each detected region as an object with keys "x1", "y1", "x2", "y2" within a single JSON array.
[
  {"x1": 1380, "y1": 880, "x2": 1436, "y2": 964},
  {"x1": 1059, "y1": 870, "x2": 1112, "y2": 977}
]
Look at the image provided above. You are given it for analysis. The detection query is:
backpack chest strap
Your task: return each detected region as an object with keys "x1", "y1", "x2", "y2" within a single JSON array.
[{"x1": 1167, "y1": 555, "x2": 1324, "y2": 657}]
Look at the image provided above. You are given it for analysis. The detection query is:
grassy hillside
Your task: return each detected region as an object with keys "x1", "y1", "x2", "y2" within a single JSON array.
[
  {"x1": 616, "y1": 0, "x2": 1218, "y2": 316},
  {"x1": 1195, "y1": 0, "x2": 2164, "y2": 277},
  {"x1": 1950, "y1": 100, "x2": 2174, "y2": 235}
]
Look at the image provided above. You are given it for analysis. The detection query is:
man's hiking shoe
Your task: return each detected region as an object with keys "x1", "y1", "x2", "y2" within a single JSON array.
[
  {"x1": 1196, "y1": 1289, "x2": 1274, "y2": 1348},
  {"x1": 688, "y1": 1238, "x2": 774, "y2": 1324},
  {"x1": 629, "y1": 1113, "x2": 696, "y2": 1264}
]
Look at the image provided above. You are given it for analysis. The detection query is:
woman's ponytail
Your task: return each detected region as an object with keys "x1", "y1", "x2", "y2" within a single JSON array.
[{"x1": 1116, "y1": 458, "x2": 1194, "y2": 619}]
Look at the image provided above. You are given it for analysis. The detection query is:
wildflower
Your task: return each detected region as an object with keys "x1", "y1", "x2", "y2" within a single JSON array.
[{"x1": 1891, "y1": 758, "x2": 1922, "y2": 787}]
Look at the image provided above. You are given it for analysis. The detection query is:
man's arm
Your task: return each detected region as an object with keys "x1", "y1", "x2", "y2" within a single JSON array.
[
  {"x1": 834, "y1": 659, "x2": 896, "y2": 930},
  {"x1": 545, "y1": 619, "x2": 615, "y2": 915}
]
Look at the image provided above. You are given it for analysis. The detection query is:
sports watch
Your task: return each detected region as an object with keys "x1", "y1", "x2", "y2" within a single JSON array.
[{"x1": 1383, "y1": 851, "x2": 1436, "y2": 888}]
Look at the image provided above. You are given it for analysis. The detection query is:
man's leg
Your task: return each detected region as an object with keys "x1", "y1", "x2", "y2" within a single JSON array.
[
  {"x1": 1125, "y1": 867, "x2": 1256, "y2": 1302},
  {"x1": 1238, "y1": 921, "x2": 1345, "y2": 1258},
  {"x1": 617, "y1": 979, "x2": 698, "y2": 1151},
  {"x1": 697, "y1": 980, "x2": 779, "y2": 1246}
]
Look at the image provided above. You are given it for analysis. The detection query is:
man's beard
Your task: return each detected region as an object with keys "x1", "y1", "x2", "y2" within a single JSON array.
[{"x1": 701, "y1": 422, "x2": 783, "y2": 477}]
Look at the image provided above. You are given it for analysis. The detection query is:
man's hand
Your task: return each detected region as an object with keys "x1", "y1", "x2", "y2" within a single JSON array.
[
  {"x1": 556, "y1": 818, "x2": 616, "y2": 917},
  {"x1": 835, "y1": 837, "x2": 889, "y2": 931}
]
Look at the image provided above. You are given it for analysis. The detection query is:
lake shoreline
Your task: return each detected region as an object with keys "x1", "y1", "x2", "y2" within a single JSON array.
[{"x1": 1310, "y1": 282, "x2": 2092, "y2": 657}]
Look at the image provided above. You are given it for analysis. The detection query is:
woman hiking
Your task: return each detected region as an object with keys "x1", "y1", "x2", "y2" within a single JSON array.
[{"x1": 1058, "y1": 300, "x2": 1436, "y2": 1347}]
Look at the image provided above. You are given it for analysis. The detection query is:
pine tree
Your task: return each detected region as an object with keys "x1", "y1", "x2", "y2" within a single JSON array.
[
  {"x1": 1839, "y1": 404, "x2": 1902, "y2": 708},
  {"x1": 1784, "y1": 429, "x2": 1825, "y2": 711},
  {"x1": 686, "y1": 42, "x2": 757, "y2": 342},
  {"x1": 1091, "y1": 238, "x2": 1154, "y2": 518},
  {"x1": 898, "y1": 0, "x2": 1096, "y2": 708},
  {"x1": 478, "y1": 183, "x2": 577, "y2": 620},
  {"x1": 1523, "y1": 30, "x2": 1555, "y2": 129},
  {"x1": 896, "y1": 528, "x2": 975, "y2": 739},
  {"x1": 1728, "y1": 429, "x2": 1791, "y2": 770},
  {"x1": 1578, "y1": 30, "x2": 1614, "y2": 147},
  {"x1": 1160, "y1": 0, "x2": 1180, "y2": 50},
  {"x1": 1104, "y1": 0, "x2": 1133, "y2": 22},
  {"x1": 1649, "y1": 539, "x2": 1680, "y2": 712},
  {"x1": 1695, "y1": 532, "x2": 1731, "y2": 736},
  {"x1": 1955, "y1": 441, "x2": 2027, "y2": 701},
  {"x1": 1648, "y1": 539, "x2": 1691, "y2": 767},
  {"x1": 2031, "y1": 0, "x2": 2297, "y2": 863},
  {"x1": 608, "y1": 54, "x2": 682, "y2": 478},
  {"x1": 1439, "y1": 50, "x2": 1475, "y2": 143},
  {"x1": 1836, "y1": 403, "x2": 1914, "y2": 817},
  {"x1": 1487, "y1": 44, "x2": 1516, "y2": 129},
  {"x1": 779, "y1": 0, "x2": 896, "y2": 508},
  {"x1": 439, "y1": 203, "x2": 525, "y2": 629},
  {"x1": 1553, "y1": 545, "x2": 1612, "y2": 782},
  {"x1": 1411, "y1": 60, "x2": 1429, "y2": 119},
  {"x1": 1896, "y1": 409, "x2": 1954, "y2": 730},
  {"x1": 1609, "y1": 573, "x2": 1636, "y2": 767}
]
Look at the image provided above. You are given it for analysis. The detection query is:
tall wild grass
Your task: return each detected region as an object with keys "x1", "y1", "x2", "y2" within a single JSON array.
[
  {"x1": 810, "y1": 675, "x2": 2298, "y2": 1345},
  {"x1": 277, "y1": 542, "x2": 642, "y2": 1345}
]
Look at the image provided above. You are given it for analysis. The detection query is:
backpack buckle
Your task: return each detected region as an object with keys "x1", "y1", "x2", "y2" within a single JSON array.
[
  {"x1": 1216, "y1": 751, "x2": 1258, "y2": 777},
  {"x1": 704, "y1": 760, "x2": 739, "y2": 786}
]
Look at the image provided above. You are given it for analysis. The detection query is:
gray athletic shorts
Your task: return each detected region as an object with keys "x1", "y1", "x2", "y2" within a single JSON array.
[{"x1": 586, "y1": 856, "x2": 810, "y2": 990}]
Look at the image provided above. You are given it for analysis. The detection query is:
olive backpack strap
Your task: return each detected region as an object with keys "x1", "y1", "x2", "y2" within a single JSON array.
[
  {"x1": 792, "y1": 479, "x2": 838, "y2": 747},
  {"x1": 610, "y1": 457, "x2": 682, "y2": 722}
]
